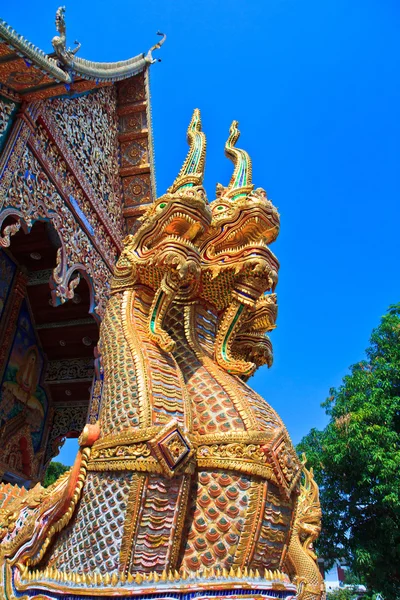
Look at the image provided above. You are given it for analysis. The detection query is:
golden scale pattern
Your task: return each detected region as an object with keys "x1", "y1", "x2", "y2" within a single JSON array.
[
  {"x1": 129, "y1": 474, "x2": 187, "y2": 573},
  {"x1": 182, "y1": 470, "x2": 253, "y2": 572},
  {"x1": 45, "y1": 472, "x2": 134, "y2": 574},
  {"x1": 99, "y1": 294, "x2": 141, "y2": 436},
  {"x1": 132, "y1": 289, "x2": 186, "y2": 427},
  {"x1": 166, "y1": 304, "x2": 246, "y2": 435}
]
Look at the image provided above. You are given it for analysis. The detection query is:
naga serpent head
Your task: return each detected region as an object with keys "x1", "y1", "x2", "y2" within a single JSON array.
[
  {"x1": 231, "y1": 294, "x2": 277, "y2": 374},
  {"x1": 136, "y1": 185, "x2": 211, "y2": 256},
  {"x1": 112, "y1": 110, "x2": 211, "y2": 295},
  {"x1": 207, "y1": 185, "x2": 279, "y2": 252},
  {"x1": 200, "y1": 121, "x2": 280, "y2": 294},
  {"x1": 125, "y1": 109, "x2": 211, "y2": 263}
]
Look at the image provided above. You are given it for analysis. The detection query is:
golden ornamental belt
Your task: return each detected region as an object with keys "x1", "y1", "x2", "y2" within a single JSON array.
[{"x1": 86, "y1": 421, "x2": 301, "y2": 496}]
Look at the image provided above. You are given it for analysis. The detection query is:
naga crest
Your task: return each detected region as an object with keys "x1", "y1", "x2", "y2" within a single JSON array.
[{"x1": 0, "y1": 110, "x2": 323, "y2": 600}]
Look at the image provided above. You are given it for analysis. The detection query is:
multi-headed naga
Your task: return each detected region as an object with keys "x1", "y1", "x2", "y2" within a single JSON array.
[{"x1": 0, "y1": 111, "x2": 324, "y2": 600}]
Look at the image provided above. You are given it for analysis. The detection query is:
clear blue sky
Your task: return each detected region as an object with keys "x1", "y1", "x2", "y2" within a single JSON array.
[{"x1": 3, "y1": 0, "x2": 400, "y2": 465}]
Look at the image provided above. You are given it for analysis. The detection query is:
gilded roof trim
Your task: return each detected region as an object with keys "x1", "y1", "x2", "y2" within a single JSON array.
[
  {"x1": 145, "y1": 66, "x2": 157, "y2": 201},
  {"x1": 60, "y1": 53, "x2": 150, "y2": 82}
]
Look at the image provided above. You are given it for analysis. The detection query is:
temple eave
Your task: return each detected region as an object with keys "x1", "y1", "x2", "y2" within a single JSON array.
[
  {"x1": 67, "y1": 55, "x2": 150, "y2": 82},
  {"x1": 0, "y1": 19, "x2": 69, "y2": 83},
  {"x1": 0, "y1": 17, "x2": 156, "y2": 99}
]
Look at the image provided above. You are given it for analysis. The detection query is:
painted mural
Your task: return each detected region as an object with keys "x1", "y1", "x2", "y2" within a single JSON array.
[
  {"x1": 0, "y1": 298, "x2": 48, "y2": 475},
  {"x1": 0, "y1": 251, "x2": 16, "y2": 321}
]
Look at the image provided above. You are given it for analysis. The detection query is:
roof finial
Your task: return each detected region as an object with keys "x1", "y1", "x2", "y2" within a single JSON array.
[
  {"x1": 52, "y1": 6, "x2": 81, "y2": 59},
  {"x1": 217, "y1": 121, "x2": 254, "y2": 200},
  {"x1": 145, "y1": 32, "x2": 167, "y2": 64},
  {"x1": 168, "y1": 109, "x2": 206, "y2": 193}
]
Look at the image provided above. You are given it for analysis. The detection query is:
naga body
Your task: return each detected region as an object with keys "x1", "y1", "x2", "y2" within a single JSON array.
[{"x1": 0, "y1": 111, "x2": 324, "y2": 600}]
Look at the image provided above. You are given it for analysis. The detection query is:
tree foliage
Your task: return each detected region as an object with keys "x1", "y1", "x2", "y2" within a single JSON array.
[
  {"x1": 298, "y1": 304, "x2": 400, "y2": 599},
  {"x1": 326, "y1": 589, "x2": 353, "y2": 600},
  {"x1": 43, "y1": 461, "x2": 69, "y2": 488}
]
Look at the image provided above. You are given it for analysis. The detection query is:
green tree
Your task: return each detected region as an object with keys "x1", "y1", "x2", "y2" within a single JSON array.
[
  {"x1": 298, "y1": 304, "x2": 400, "y2": 599},
  {"x1": 326, "y1": 589, "x2": 353, "y2": 600},
  {"x1": 43, "y1": 461, "x2": 69, "y2": 488}
]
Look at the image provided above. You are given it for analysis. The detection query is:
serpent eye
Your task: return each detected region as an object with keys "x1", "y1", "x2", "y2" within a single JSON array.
[
  {"x1": 216, "y1": 205, "x2": 224, "y2": 211},
  {"x1": 158, "y1": 202, "x2": 167, "y2": 210}
]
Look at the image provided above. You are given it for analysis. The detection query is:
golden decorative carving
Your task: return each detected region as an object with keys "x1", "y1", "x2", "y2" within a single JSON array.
[
  {"x1": 0, "y1": 107, "x2": 322, "y2": 599},
  {"x1": 285, "y1": 459, "x2": 325, "y2": 600}
]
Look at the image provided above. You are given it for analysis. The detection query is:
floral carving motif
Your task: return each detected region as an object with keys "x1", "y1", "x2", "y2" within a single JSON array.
[
  {"x1": 198, "y1": 442, "x2": 267, "y2": 462},
  {"x1": 162, "y1": 430, "x2": 190, "y2": 467},
  {"x1": 45, "y1": 88, "x2": 123, "y2": 238},
  {"x1": 121, "y1": 138, "x2": 149, "y2": 168},
  {"x1": 7, "y1": 71, "x2": 44, "y2": 88},
  {"x1": 117, "y1": 75, "x2": 146, "y2": 104},
  {"x1": 0, "y1": 98, "x2": 15, "y2": 136},
  {"x1": 119, "y1": 111, "x2": 147, "y2": 134},
  {"x1": 122, "y1": 174, "x2": 151, "y2": 207},
  {"x1": 32, "y1": 123, "x2": 118, "y2": 267},
  {"x1": 3, "y1": 146, "x2": 112, "y2": 316},
  {"x1": 91, "y1": 442, "x2": 151, "y2": 460},
  {"x1": 276, "y1": 438, "x2": 301, "y2": 485},
  {"x1": 45, "y1": 358, "x2": 94, "y2": 383},
  {"x1": 88, "y1": 379, "x2": 103, "y2": 425}
]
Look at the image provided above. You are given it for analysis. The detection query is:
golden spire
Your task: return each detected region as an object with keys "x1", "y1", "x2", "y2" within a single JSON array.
[
  {"x1": 217, "y1": 120, "x2": 254, "y2": 200},
  {"x1": 168, "y1": 109, "x2": 206, "y2": 193}
]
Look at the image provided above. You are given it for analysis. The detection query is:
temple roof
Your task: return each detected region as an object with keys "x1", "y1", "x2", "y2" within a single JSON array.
[{"x1": 0, "y1": 8, "x2": 165, "y2": 101}]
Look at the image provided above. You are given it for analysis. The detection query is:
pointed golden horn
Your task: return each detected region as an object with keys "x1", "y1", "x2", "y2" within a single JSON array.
[
  {"x1": 168, "y1": 109, "x2": 206, "y2": 193},
  {"x1": 217, "y1": 120, "x2": 254, "y2": 200}
]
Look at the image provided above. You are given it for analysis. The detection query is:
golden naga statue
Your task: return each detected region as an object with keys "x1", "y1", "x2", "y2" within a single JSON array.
[{"x1": 0, "y1": 110, "x2": 324, "y2": 600}]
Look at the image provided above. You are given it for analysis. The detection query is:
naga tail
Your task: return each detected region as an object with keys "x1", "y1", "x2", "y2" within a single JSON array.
[{"x1": 286, "y1": 459, "x2": 325, "y2": 600}]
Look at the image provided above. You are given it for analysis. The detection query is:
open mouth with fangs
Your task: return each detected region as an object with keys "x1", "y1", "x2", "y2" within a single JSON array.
[
  {"x1": 141, "y1": 202, "x2": 212, "y2": 252},
  {"x1": 202, "y1": 206, "x2": 279, "y2": 257},
  {"x1": 202, "y1": 236, "x2": 280, "y2": 275}
]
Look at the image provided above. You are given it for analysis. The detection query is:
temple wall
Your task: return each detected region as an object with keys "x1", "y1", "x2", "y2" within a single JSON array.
[
  {"x1": 0, "y1": 91, "x2": 120, "y2": 318},
  {"x1": 0, "y1": 256, "x2": 49, "y2": 484},
  {"x1": 0, "y1": 87, "x2": 122, "y2": 482},
  {"x1": 43, "y1": 87, "x2": 125, "y2": 241}
]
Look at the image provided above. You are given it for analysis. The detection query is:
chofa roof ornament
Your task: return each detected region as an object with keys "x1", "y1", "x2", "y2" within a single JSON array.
[
  {"x1": 51, "y1": 6, "x2": 166, "y2": 82},
  {"x1": 145, "y1": 31, "x2": 167, "y2": 64},
  {"x1": 52, "y1": 6, "x2": 81, "y2": 59}
]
